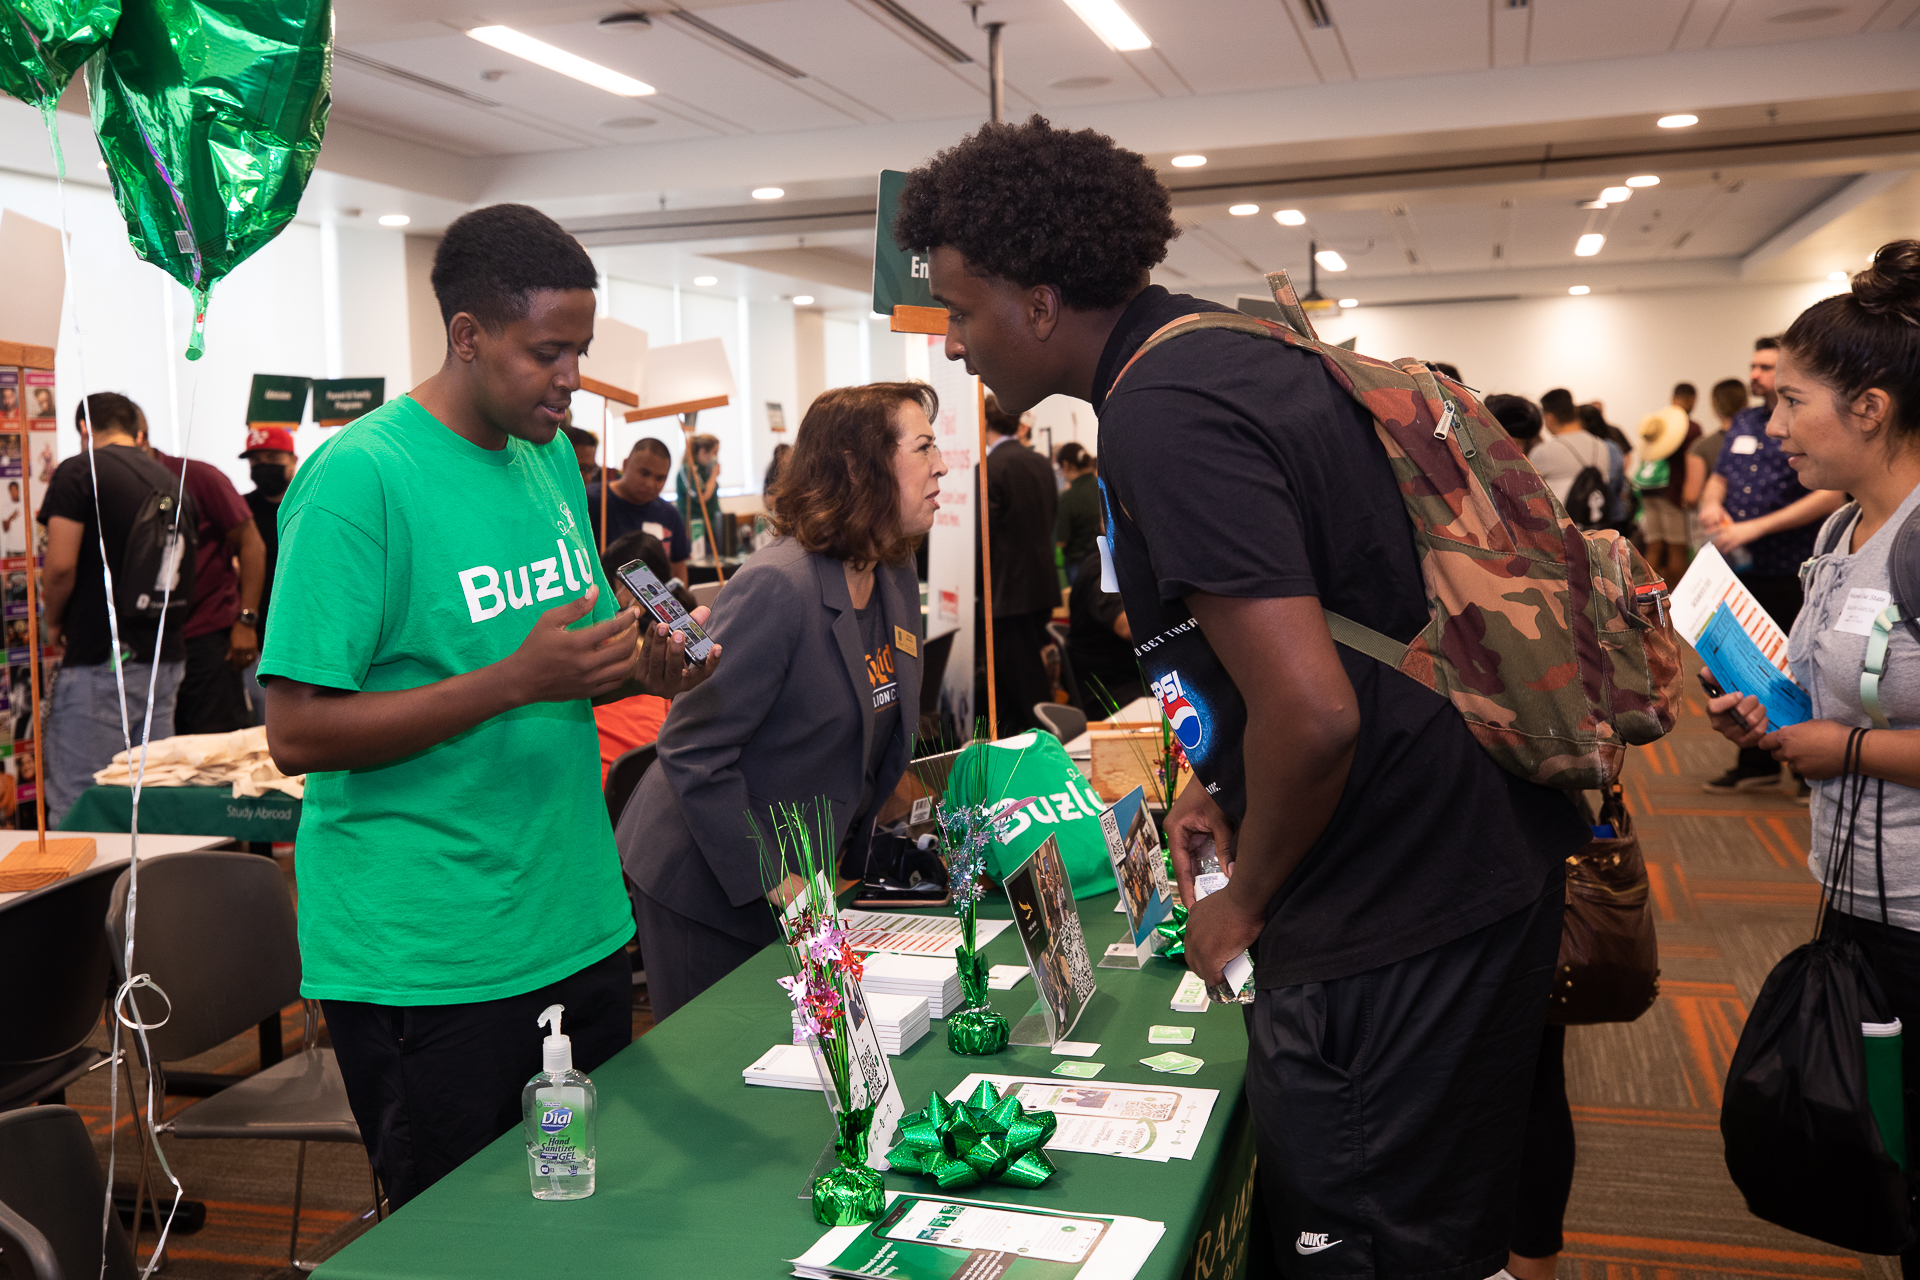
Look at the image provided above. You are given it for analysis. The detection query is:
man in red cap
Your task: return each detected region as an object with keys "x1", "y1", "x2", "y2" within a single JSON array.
[{"x1": 240, "y1": 426, "x2": 298, "y2": 723}]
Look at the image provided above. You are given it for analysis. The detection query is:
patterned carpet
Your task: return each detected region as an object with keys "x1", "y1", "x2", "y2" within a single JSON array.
[{"x1": 10, "y1": 684, "x2": 1908, "y2": 1279}]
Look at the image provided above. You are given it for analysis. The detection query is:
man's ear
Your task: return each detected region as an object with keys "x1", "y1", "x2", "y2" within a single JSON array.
[
  {"x1": 1026, "y1": 283, "x2": 1063, "y2": 342},
  {"x1": 448, "y1": 312, "x2": 483, "y2": 364}
]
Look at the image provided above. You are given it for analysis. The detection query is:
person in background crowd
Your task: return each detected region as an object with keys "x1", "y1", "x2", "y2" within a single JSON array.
[
  {"x1": 1054, "y1": 442, "x2": 1100, "y2": 585},
  {"x1": 147, "y1": 414, "x2": 266, "y2": 736},
  {"x1": 1577, "y1": 402, "x2": 1633, "y2": 530},
  {"x1": 1485, "y1": 393, "x2": 1544, "y2": 455},
  {"x1": 1686, "y1": 378, "x2": 1748, "y2": 552},
  {"x1": 39, "y1": 393, "x2": 192, "y2": 826},
  {"x1": 1067, "y1": 538, "x2": 1143, "y2": 707},
  {"x1": 587, "y1": 437, "x2": 690, "y2": 582},
  {"x1": 259, "y1": 203, "x2": 715, "y2": 1210},
  {"x1": 239, "y1": 426, "x2": 299, "y2": 726},
  {"x1": 1533, "y1": 389, "x2": 1618, "y2": 526},
  {"x1": 1699, "y1": 336, "x2": 1847, "y2": 794},
  {"x1": 899, "y1": 116, "x2": 1584, "y2": 1278},
  {"x1": 979, "y1": 393, "x2": 1059, "y2": 735},
  {"x1": 1430, "y1": 360, "x2": 1463, "y2": 383},
  {"x1": 762, "y1": 441, "x2": 792, "y2": 507},
  {"x1": 1705, "y1": 243, "x2": 1920, "y2": 1280},
  {"x1": 1672, "y1": 380, "x2": 1698, "y2": 420},
  {"x1": 594, "y1": 530, "x2": 678, "y2": 784},
  {"x1": 564, "y1": 422, "x2": 605, "y2": 489},
  {"x1": 1633, "y1": 405, "x2": 1702, "y2": 585},
  {"x1": 619, "y1": 382, "x2": 943, "y2": 1020},
  {"x1": 678, "y1": 432, "x2": 721, "y2": 543}
]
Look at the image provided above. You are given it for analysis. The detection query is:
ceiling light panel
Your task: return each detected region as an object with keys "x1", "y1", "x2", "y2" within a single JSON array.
[
  {"x1": 1229, "y1": 204, "x2": 1259, "y2": 216},
  {"x1": 1170, "y1": 154, "x2": 1206, "y2": 168},
  {"x1": 1574, "y1": 233, "x2": 1605, "y2": 256},
  {"x1": 1274, "y1": 209, "x2": 1306, "y2": 226},
  {"x1": 1061, "y1": 0, "x2": 1153, "y2": 51},
  {"x1": 1625, "y1": 175, "x2": 1660, "y2": 188},
  {"x1": 1656, "y1": 113, "x2": 1698, "y2": 128},
  {"x1": 1600, "y1": 186, "x2": 1631, "y2": 203},
  {"x1": 1315, "y1": 249, "x2": 1348, "y2": 271},
  {"x1": 1568, "y1": 285, "x2": 1590, "y2": 295},
  {"x1": 466, "y1": 26, "x2": 656, "y2": 96}
]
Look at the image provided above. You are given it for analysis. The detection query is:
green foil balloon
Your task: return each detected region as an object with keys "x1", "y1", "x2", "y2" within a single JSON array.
[
  {"x1": 0, "y1": 0, "x2": 120, "y2": 110},
  {"x1": 89, "y1": 0, "x2": 331, "y2": 359}
]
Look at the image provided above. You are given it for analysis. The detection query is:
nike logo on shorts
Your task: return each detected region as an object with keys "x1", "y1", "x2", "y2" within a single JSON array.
[{"x1": 1296, "y1": 1232, "x2": 1342, "y2": 1254}]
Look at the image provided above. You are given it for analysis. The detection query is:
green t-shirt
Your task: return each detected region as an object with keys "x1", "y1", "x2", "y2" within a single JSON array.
[
  {"x1": 946, "y1": 731, "x2": 1116, "y2": 899},
  {"x1": 258, "y1": 396, "x2": 634, "y2": 1004}
]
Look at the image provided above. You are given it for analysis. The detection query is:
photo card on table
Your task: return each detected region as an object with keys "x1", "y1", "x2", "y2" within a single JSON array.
[
  {"x1": 1098, "y1": 786, "x2": 1174, "y2": 968},
  {"x1": 1004, "y1": 835, "x2": 1097, "y2": 1046}
]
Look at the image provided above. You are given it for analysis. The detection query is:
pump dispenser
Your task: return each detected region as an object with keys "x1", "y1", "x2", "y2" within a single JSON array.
[{"x1": 522, "y1": 1003, "x2": 597, "y2": 1199}]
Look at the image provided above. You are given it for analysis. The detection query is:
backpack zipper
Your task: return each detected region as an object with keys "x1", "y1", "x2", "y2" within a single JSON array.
[{"x1": 1432, "y1": 401, "x2": 1476, "y2": 459}]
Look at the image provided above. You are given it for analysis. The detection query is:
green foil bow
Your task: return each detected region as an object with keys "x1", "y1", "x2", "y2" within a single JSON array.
[
  {"x1": 886, "y1": 1081, "x2": 1057, "y2": 1190},
  {"x1": 947, "y1": 947, "x2": 1009, "y2": 1054},
  {"x1": 0, "y1": 0, "x2": 120, "y2": 109},
  {"x1": 1154, "y1": 904, "x2": 1188, "y2": 961},
  {"x1": 89, "y1": 0, "x2": 331, "y2": 358},
  {"x1": 811, "y1": 1105, "x2": 884, "y2": 1225}
]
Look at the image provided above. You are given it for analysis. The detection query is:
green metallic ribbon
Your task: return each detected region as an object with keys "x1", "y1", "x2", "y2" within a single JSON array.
[
  {"x1": 811, "y1": 1105, "x2": 884, "y2": 1225},
  {"x1": 947, "y1": 946, "x2": 1009, "y2": 1054},
  {"x1": 885, "y1": 1081, "x2": 1057, "y2": 1190},
  {"x1": 1154, "y1": 904, "x2": 1188, "y2": 961}
]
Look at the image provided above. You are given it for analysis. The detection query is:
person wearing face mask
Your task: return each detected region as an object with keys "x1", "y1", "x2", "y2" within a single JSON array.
[{"x1": 239, "y1": 426, "x2": 299, "y2": 723}]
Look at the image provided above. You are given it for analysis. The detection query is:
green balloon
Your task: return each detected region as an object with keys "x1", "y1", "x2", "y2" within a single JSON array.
[
  {"x1": 0, "y1": 0, "x2": 120, "y2": 109},
  {"x1": 89, "y1": 0, "x2": 331, "y2": 358}
]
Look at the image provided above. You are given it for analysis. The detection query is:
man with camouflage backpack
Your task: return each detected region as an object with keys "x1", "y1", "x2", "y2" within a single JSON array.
[{"x1": 899, "y1": 118, "x2": 1617, "y2": 1279}]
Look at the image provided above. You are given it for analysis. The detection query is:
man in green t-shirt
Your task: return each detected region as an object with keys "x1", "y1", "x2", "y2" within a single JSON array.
[{"x1": 259, "y1": 204, "x2": 717, "y2": 1209}]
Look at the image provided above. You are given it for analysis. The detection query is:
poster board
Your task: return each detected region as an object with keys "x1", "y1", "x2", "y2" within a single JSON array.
[
  {"x1": 1004, "y1": 835, "x2": 1098, "y2": 1047},
  {"x1": 0, "y1": 361, "x2": 54, "y2": 812},
  {"x1": 0, "y1": 212, "x2": 64, "y2": 352},
  {"x1": 246, "y1": 374, "x2": 310, "y2": 428},
  {"x1": 872, "y1": 170, "x2": 945, "y2": 336},
  {"x1": 921, "y1": 338, "x2": 977, "y2": 742},
  {"x1": 1098, "y1": 786, "x2": 1173, "y2": 968},
  {"x1": 578, "y1": 317, "x2": 648, "y2": 407},
  {"x1": 624, "y1": 337, "x2": 733, "y2": 422},
  {"x1": 312, "y1": 377, "x2": 384, "y2": 427}
]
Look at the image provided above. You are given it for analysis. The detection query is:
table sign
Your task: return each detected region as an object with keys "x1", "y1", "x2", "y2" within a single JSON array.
[
  {"x1": 1098, "y1": 787, "x2": 1173, "y2": 969},
  {"x1": 1005, "y1": 836, "x2": 1097, "y2": 1047}
]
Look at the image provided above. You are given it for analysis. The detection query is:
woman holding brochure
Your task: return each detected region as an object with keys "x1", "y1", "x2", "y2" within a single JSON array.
[
  {"x1": 618, "y1": 383, "x2": 947, "y2": 1021},
  {"x1": 1707, "y1": 241, "x2": 1920, "y2": 1253}
]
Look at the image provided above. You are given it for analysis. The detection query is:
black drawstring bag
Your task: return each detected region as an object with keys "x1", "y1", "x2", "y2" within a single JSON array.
[{"x1": 1721, "y1": 728, "x2": 1913, "y2": 1253}]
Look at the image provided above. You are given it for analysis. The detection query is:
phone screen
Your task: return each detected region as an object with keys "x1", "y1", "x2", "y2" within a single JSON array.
[{"x1": 615, "y1": 560, "x2": 713, "y2": 663}]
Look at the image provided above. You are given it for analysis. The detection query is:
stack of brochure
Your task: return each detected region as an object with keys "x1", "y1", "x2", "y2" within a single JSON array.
[
  {"x1": 863, "y1": 991, "x2": 930, "y2": 1054},
  {"x1": 743, "y1": 1044, "x2": 823, "y2": 1091},
  {"x1": 860, "y1": 952, "x2": 962, "y2": 1019}
]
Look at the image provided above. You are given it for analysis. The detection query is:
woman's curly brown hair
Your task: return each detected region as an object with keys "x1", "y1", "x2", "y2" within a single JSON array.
[
  {"x1": 893, "y1": 116, "x2": 1177, "y2": 310},
  {"x1": 770, "y1": 382, "x2": 939, "y2": 566}
]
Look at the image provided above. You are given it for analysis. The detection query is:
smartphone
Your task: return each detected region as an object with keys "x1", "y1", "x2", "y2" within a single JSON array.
[
  {"x1": 614, "y1": 559, "x2": 714, "y2": 666},
  {"x1": 1698, "y1": 671, "x2": 1727, "y2": 699}
]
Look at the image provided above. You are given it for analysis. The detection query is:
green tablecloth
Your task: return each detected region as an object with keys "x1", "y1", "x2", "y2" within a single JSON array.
[
  {"x1": 316, "y1": 892, "x2": 1254, "y2": 1280},
  {"x1": 58, "y1": 785, "x2": 301, "y2": 843}
]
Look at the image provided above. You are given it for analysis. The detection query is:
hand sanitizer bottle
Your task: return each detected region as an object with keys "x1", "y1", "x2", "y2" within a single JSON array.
[
  {"x1": 1190, "y1": 840, "x2": 1257, "y2": 1005},
  {"x1": 523, "y1": 1003, "x2": 596, "y2": 1200}
]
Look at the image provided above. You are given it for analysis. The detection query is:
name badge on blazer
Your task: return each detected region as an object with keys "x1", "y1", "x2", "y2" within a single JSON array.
[{"x1": 894, "y1": 625, "x2": 918, "y2": 658}]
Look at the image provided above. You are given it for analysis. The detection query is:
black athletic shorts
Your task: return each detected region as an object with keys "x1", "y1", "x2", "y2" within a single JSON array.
[{"x1": 1244, "y1": 864, "x2": 1562, "y2": 1279}]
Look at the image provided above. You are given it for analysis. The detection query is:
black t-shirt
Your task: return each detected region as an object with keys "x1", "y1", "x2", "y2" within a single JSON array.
[
  {"x1": 1094, "y1": 286, "x2": 1584, "y2": 986},
  {"x1": 246, "y1": 489, "x2": 281, "y2": 642},
  {"x1": 1067, "y1": 548, "x2": 1140, "y2": 698},
  {"x1": 855, "y1": 599, "x2": 901, "y2": 819},
  {"x1": 39, "y1": 445, "x2": 187, "y2": 666}
]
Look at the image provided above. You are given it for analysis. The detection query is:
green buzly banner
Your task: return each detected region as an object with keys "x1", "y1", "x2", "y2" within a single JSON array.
[
  {"x1": 313, "y1": 377, "x2": 385, "y2": 426},
  {"x1": 872, "y1": 169, "x2": 936, "y2": 316},
  {"x1": 247, "y1": 373, "x2": 310, "y2": 426}
]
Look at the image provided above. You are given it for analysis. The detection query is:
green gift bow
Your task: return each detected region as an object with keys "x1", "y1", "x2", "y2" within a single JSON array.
[
  {"x1": 1154, "y1": 904, "x2": 1188, "y2": 960},
  {"x1": 886, "y1": 1081, "x2": 1057, "y2": 1190}
]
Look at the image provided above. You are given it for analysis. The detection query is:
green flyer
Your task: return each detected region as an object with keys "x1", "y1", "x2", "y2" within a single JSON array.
[{"x1": 793, "y1": 1192, "x2": 1165, "y2": 1280}]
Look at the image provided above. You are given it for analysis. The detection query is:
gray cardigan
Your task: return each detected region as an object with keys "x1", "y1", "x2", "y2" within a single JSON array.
[{"x1": 617, "y1": 536, "x2": 922, "y2": 944}]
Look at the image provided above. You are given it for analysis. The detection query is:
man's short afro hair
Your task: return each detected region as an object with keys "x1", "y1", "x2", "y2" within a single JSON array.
[
  {"x1": 431, "y1": 203, "x2": 600, "y2": 333},
  {"x1": 893, "y1": 116, "x2": 1177, "y2": 311}
]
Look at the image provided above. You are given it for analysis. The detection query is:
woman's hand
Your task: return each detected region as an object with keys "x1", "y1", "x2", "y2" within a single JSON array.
[
  {"x1": 1703, "y1": 666, "x2": 1769, "y2": 748},
  {"x1": 1760, "y1": 720, "x2": 1853, "y2": 780},
  {"x1": 1711, "y1": 519, "x2": 1765, "y2": 552}
]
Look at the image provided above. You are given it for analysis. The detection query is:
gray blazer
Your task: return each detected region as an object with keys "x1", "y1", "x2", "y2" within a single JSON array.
[{"x1": 617, "y1": 537, "x2": 922, "y2": 944}]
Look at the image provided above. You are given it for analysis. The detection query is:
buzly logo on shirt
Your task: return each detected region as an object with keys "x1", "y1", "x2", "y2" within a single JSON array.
[
  {"x1": 987, "y1": 775, "x2": 1107, "y2": 843},
  {"x1": 458, "y1": 537, "x2": 597, "y2": 623},
  {"x1": 1151, "y1": 670, "x2": 1204, "y2": 752}
]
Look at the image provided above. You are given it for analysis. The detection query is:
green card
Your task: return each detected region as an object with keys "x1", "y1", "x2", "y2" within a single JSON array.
[
  {"x1": 246, "y1": 373, "x2": 309, "y2": 425},
  {"x1": 1051, "y1": 1060, "x2": 1104, "y2": 1079},
  {"x1": 1148, "y1": 1025, "x2": 1194, "y2": 1045},
  {"x1": 1140, "y1": 1051, "x2": 1203, "y2": 1073},
  {"x1": 871, "y1": 169, "x2": 936, "y2": 316}
]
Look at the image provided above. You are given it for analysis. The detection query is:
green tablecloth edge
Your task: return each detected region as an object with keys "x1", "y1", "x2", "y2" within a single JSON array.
[{"x1": 58, "y1": 784, "x2": 301, "y2": 842}]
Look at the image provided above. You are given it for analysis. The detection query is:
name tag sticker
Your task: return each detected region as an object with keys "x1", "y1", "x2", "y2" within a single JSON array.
[
  {"x1": 1834, "y1": 587, "x2": 1894, "y2": 637},
  {"x1": 1731, "y1": 435, "x2": 1761, "y2": 455},
  {"x1": 894, "y1": 625, "x2": 918, "y2": 658}
]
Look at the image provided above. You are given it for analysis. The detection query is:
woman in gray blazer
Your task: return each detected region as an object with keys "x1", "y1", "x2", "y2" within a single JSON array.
[{"x1": 618, "y1": 382, "x2": 948, "y2": 1020}]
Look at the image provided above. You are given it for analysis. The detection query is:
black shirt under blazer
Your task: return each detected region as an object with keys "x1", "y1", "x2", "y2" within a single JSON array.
[{"x1": 617, "y1": 536, "x2": 921, "y2": 944}]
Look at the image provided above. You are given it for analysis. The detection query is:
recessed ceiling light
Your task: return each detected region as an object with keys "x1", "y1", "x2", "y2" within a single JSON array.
[
  {"x1": 752, "y1": 187, "x2": 785, "y2": 200},
  {"x1": 1061, "y1": 0, "x2": 1153, "y2": 52},
  {"x1": 1828, "y1": 271, "x2": 1850, "y2": 282},
  {"x1": 1338, "y1": 298, "x2": 1358, "y2": 308},
  {"x1": 1656, "y1": 113, "x2": 1698, "y2": 129},
  {"x1": 1579, "y1": 200, "x2": 1610, "y2": 210},
  {"x1": 1625, "y1": 175, "x2": 1660, "y2": 188},
  {"x1": 378, "y1": 214, "x2": 410, "y2": 227},
  {"x1": 1170, "y1": 154, "x2": 1206, "y2": 168},
  {"x1": 793, "y1": 295, "x2": 814, "y2": 306},
  {"x1": 1315, "y1": 249, "x2": 1347, "y2": 272},
  {"x1": 1568, "y1": 285, "x2": 1590, "y2": 295},
  {"x1": 1228, "y1": 203, "x2": 1259, "y2": 216},
  {"x1": 1575, "y1": 233, "x2": 1605, "y2": 257},
  {"x1": 1600, "y1": 186, "x2": 1632, "y2": 203},
  {"x1": 693, "y1": 275, "x2": 718, "y2": 287},
  {"x1": 466, "y1": 25, "x2": 656, "y2": 96},
  {"x1": 1274, "y1": 209, "x2": 1306, "y2": 226},
  {"x1": 1048, "y1": 75, "x2": 1111, "y2": 90}
]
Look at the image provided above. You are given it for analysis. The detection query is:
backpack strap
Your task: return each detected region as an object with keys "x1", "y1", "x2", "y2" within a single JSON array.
[
  {"x1": 1815, "y1": 503, "x2": 1861, "y2": 558},
  {"x1": 1889, "y1": 503, "x2": 1920, "y2": 650},
  {"x1": 1104, "y1": 311, "x2": 1283, "y2": 401},
  {"x1": 1322, "y1": 610, "x2": 1409, "y2": 669}
]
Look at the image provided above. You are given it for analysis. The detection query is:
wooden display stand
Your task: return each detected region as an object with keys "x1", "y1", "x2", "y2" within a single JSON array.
[{"x1": 620, "y1": 338, "x2": 737, "y2": 583}]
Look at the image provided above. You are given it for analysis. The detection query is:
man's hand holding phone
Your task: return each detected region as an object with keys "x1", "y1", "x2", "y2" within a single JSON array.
[{"x1": 638, "y1": 610, "x2": 719, "y2": 697}]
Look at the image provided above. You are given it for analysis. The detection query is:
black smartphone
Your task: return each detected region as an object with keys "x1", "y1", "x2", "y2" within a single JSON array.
[
  {"x1": 615, "y1": 559, "x2": 714, "y2": 666},
  {"x1": 1698, "y1": 671, "x2": 1727, "y2": 699}
]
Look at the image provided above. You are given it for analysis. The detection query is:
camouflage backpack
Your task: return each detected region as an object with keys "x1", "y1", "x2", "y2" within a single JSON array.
[{"x1": 1108, "y1": 272, "x2": 1682, "y2": 790}]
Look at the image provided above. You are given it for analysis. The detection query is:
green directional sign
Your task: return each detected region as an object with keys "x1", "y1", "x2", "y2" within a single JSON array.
[
  {"x1": 872, "y1": 170, "x2": 938, "y2": 319},
  {"x1": 313, "y1": 377, "x2": 385, "y2": 427},
  {"x1": 247, "y1": 374, "x2": 310, "y2": 426}
]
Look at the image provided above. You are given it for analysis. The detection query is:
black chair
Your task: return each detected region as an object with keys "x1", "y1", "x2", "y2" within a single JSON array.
[
  {"x1": 0, "y1": 865, "x2": 117, "y2": 1110},
  {"x1": 605, "y1": 741, "x2": 657, "y2": 826},
  {"x1": 1033, "y1": 702, "x2": 1088, "y2": 743},
  {"x1": 1045, "y1": 619, "x2": 1084, "y2": 709},
  {"x1": 108, "y1": 852, "x2": 372, "y2": 1271},
  {"x1": 0, "y1": 1104, "x2": 139, "y2": 1280}
]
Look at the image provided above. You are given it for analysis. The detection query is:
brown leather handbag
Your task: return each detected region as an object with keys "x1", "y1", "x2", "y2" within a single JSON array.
[{"x1": 1548, "y1": 783, "x2": 1661, "y2": 1025}]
